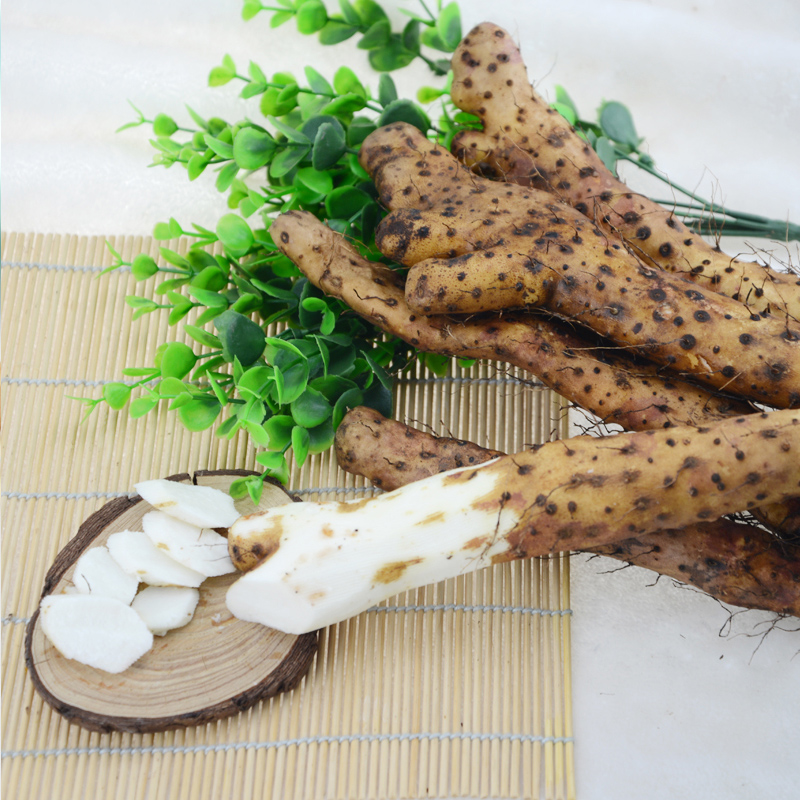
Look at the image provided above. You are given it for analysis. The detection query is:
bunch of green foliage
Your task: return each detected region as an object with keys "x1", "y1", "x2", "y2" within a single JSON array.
[{"x1": 85, "y1": 0, "x2": 798, "y2": 503}]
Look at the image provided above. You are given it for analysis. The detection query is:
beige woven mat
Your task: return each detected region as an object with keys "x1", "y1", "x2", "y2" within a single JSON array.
[{"x1": 1, "y1": 232, "x2": 575, "y2": 800}]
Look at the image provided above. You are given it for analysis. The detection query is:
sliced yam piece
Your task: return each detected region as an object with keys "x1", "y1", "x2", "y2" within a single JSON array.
[
  {"x1": 107, "y1": 530, "x2": 205, "y2": 588},
  {"x1": 72, "y1": 545, "x2": 139, "y2": 604},
  {"x1": 142, "y1": 511, "x2": 235, "y2": 577},
  {"x1": 39, "y1": 594, "x2": 153, "y2": 674},
  {"x1": 134, "y1": 478, "x2": 239, "y2": 529},
  {"x1": 131, "y1": 586, "x2": 200, "y2": 636}
]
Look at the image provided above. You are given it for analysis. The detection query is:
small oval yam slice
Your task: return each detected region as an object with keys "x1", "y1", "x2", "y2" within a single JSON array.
[{"x1": 40, "y1": 594, "x2": 153, "y2": 674}]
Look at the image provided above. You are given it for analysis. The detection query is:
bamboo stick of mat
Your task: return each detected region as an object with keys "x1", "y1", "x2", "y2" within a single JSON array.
[{"x1": 1, "y1": 231, "x2": 575, "y2": 800}]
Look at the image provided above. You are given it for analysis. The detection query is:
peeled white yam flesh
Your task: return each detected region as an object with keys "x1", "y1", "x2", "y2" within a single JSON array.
[
  {"x1": 226, "y1": 460, "x2": 505, "y2": 634},
  {"x1": 39, "y1": 594, "x2": 154, "y2": 673},
  {"x1": 142, "y1": 511, "x2": 235, "y2": 577},
  {"x1": 107, "y1": 530, "x2": 205, "y2": 588},
  {"x1": 72, "y1": 545, "x2": 139, "y2": 604},
  {"x1": 131, "y1": 586, "x2": 200, "y2": 636},
  {"x1": 134, "y1": 479, "x2": 239, "y2": 529}
]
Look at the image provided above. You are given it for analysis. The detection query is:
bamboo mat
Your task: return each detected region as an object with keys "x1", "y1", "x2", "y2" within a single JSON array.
[{"x1": 1, "y1": 232, "x2": 575, "y2": 800}]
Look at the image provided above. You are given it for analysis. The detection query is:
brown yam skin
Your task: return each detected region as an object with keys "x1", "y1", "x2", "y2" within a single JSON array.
[
  {"x1": 271, "y1": 210, "x2": 751, "y2": 431},
  {"x1": 360, "y1": 123, "x2": 800, "y2": 409},
  {"x1": 449, "y1": 22, "x2": 800, "y2": 322},
  {"x1": 335, "y1": 405, "x2": 504, "y2": 490},
  {"x1": 335, "y1": 407, "x2": 800, "y2": 616}
]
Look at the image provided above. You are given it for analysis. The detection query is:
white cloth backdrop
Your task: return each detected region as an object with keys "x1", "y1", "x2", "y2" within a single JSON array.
[{"x1": 4, "y1": 1, "x2": 800, "y2": 797}]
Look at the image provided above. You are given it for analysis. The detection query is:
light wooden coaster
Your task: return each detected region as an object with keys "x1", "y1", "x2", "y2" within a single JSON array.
[{"x1": 25, "y1": 470, "x2": 318, "y2": 734}]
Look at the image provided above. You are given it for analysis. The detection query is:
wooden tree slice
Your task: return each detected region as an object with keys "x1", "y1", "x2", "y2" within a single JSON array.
[{"x1": 25, "y1": 470, "x2": 318, "y2": 734}]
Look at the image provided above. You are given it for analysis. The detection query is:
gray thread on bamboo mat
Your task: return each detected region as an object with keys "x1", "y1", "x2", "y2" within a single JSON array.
[
  {"x1": 370, "y1": 604, "x2": 572, "y2": 616},
  {"x1": 0, "y1": 261, "x2": 128, "y2": 274},
  {"x1": 2, "y1": 486, "x2": 381, "y2": 501},
  {"x1": 2, "y1": 731, "x2": 574, "y2": 760},
  {"x1": 396, "y1": 375, "x2": 543, "y2": 387},
  {"x1": 2, "y1": 377, "x2": 107, "y2": 388},
  {"x1": 3, "y1": 603, "x2": 571, "y2": 627}
]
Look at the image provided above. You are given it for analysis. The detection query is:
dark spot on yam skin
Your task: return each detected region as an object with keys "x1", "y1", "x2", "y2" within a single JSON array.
[
  {"x1": 632, "y1": 322, "x2": 643, "y2": 334},
  {"x1": 649, "y1": 288, "x2": 667, "y2": 302},
  {"x1": 487, "y1": 63, "x2": 497, "y2": 73},
  {"x1": 659, "y1": 242, "x2": 672, "y2": 257},
  {"x1": 721, "y1": 366, "x2": 737, "y2": 379},
  {"x1": 636, "y1": 226, "x2": 651, "y2": 240},
  {"x1": 693, "y1": 310, "x2": 711, "y2": 323},
  {"x1": 679, "y1": 334, "x2": 696, "y2": 350}
]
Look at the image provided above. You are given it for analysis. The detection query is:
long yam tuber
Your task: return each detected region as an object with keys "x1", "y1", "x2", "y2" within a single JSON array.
[
  {"x1": 334, "y1": 406, "x2": 800, "y2": 616},
  {"x1": 359, "y1": 123, "x2": 800, "y2": 409},
  {"x1": 226, "y1": 408, "x2": 799, "y2": 633},
  {"x1": 449, "y1": 22, "x2": 800, "y2": 322}
]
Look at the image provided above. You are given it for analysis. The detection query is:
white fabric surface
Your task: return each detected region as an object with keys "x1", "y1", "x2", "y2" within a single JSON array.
[{"x1": 4, "y1": 1, "x2": 800, "y2": 797}]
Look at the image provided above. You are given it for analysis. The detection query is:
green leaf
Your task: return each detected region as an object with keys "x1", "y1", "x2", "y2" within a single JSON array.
[
  {"x1": 325, "y1": 186, "x2": 372, "y2": 219},
  {"x1": 306, "y1": 418, "x2": 335, "y2": 454},
  {"x1": 296, "y1": 0, "x2": 327, "y2": 34},
  {"x1": 358, "y1": 19, "x2": 391, "y2": 50},
  {"x1": 361, "y1": 350, "x2": 392, "y2": 391},
  {"x1": 312, "y1": 122, "x2": 347, "y2": 170},
  {"x1": 361, "y1": 379, "x2": 392, "y2": 418},
  {"x1": 204, "y1": 134, "x2": 235, "y2": 160},
  {"x1": 255, "y1": 451, "x2": 289, "y2": 484},
  {"x1": 233, "y1": 127, "x2": 277, "y2": 169},
  {"x1": 260, "y1": 86, "x2": 297, "y2": 117},
  {"x1": 301, "y1": 297, "x2": 336, "y2": 335},
  {"x1": 270, "y1": 144, "x2": 310, "y2": 177},
  {"x1": 187, "y1": 153, "x2": 211, "y2": 180},
  {"x1": 291, "y1": 387, "x2": 332, "y2": 428},
  {"x1": 158, "y1": 376, "x2": 189, "y2": 397},
  {"x1": 185, "y1": 324, "x2": 223, "y2": 349},
  {"x1": 338, "y1": 0, "x2": 360, "y2": 25},
  {"x1": 153, "y1": 113, "x2": 178, "y2": 137},
  {"x1": 131, "y1": 254, "x2": 159, "y2": 281},
  {"x1": 436, "y1": 2, "x2": 462, "y2": 51},
  {"x1": 304, "y1": 65, "x2": 333, "y2": 96},
  {"x1": 319, "y1": 20, "x2": 357, "y2": 44},
  {"x1": 333, "y1": 66, "x2": 365, "y2": 98},
  {"x1": 102, "y1": 382, "x2": 132, "y2": 410},
  {"x1": 401, "y1": 19, "x2": 421, "y2": 54},
  {"x1": 130, "y1": 395, "x2": 159, "y2": 419},
  {"x1": 296, "y1": 166, "x2": 334, "y2": 195},
  {"x1": 237, "y1": 365, "x2": 274, "y2": 398},
  {"x1": 215, "y1": 161, "x2": 240, "y2": 192},
  {"x1": 270, "y1": 9, "x2": 294, "y2": 28},
  {"x1": 320, "y1": 92, "x2": 367, "y2": 116},
  {"x1": 378, "y1": 99, "x2": 430, "y2": 133},
  {"x1": 242, "y1": 0, "x2": 263, "y2": 21},
  {"x1": 599, "y1": 101, "x2": 639, "y2": 147},
  {"x1": 332, "y1": 386, "x2": 363, "y2": 428},
  {"x1": 551, "y1": 102, "x2": 577, "y2": 127},
  {"x1": 420, "y1": 27, "x2": 448, "y2": 52},
  {"x1": 347, "y1": 117, "x2": 376, "y2": 147},
  {"x1": 187, "y1": 286, "x2": 228, "y2": 308},
  {"x1": 277, "y1": 360, "x2": 310, "y2": 405},
  {"x1": 377, "y1": 74, "x2": 398, "y2": 107},
  {"x1": 353, "y1": 0, "x2": 387, "y2": 27},
  {"x1": 160, "y1": 341, "x2": 198, "y2": 379},
  {"x1": 417, "y1": 86, "x2": 446, "y2": 104},
  {"x1": 214, "y1": 309, "x2": 266, "y2": 366},
  {"x1": 217, "y1": 214, "x2": 254, "y2": 257},
  {"x1": 264, "y1": 414, "x2": 295, "y2": 450},
  {"x1": 178, "y1": 396, "x2": 222, "y2": 431},
  {"x1": 554, "y1": 85, "x2": 579, "y2": 118},
  {"x1": 209, "y1": 58, "x2": 236, "y2": 87},
  {"x1": 291, "y1": 424, "x2": 311, "y2": 467},
  {"x1": 594, "y1": 136, "x2": 618, "y2": 174}
]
